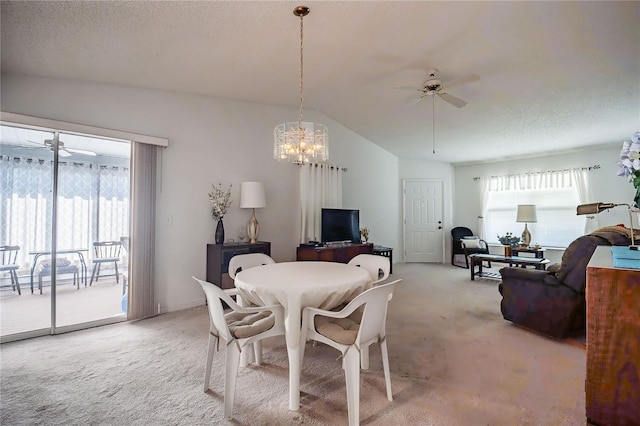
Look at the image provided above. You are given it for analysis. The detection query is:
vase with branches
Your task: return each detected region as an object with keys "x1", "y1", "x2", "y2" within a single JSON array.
[{"x1": 209, "y1": 183, "x2": 232, "y2": 244}]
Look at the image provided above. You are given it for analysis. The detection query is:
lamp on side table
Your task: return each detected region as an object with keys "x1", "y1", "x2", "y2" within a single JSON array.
[{"x1": 240, "y1": 182, "x2": 266, "y2": 244}]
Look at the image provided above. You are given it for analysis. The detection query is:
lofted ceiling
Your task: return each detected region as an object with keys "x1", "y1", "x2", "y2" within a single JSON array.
[{"x1": 1, "y1": 1, "x2": 639, "y2": 165}]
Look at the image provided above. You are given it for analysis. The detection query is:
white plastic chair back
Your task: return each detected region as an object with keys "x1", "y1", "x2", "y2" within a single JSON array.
[
  {"x1": 195, "y1": 277, "x2": 239, "y2": 343},
  {"x1": 228, "y1": 253, "x2": 275, "y2": 280},
  {"x1": 348, "y1": 254, "x2": 390, "y2": 284},
  {"x1": 300, "y1": 279, "x2": 401, "y2": 426}
]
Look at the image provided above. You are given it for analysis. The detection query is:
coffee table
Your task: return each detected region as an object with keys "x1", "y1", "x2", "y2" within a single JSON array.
[{"x1": 468, "y1": 253, "x2": 550, "y2": 281}]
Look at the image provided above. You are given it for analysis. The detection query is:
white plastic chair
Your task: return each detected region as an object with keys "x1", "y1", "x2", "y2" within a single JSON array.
[
  {"x1": 192, "y1": 276, "x2": 285, "y2": 419},
  {"x1": 348, "y1": 254, "x2": 390, "y2": 284},
  {"x1": 299, "y1": 279, "x2": 402, "y2": 426},
  {"x1": 228, "y1": 253, "x2": 276, "y2": 364},
  {"x1": 348, "y1": 254, "x2": 392, "y2": 369},
  {"x1": 228, "y1": 253, "x2": 275, "y2": 281}
]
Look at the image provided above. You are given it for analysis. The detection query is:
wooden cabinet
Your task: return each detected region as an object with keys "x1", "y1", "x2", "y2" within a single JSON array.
[
  {"x1": 206, "y1": 242, "x2": 270, "y2": 290},
  {"x1": 296, "y1": 243, "x2": 373, "y2": 263},
  {"x1": 586, "y1": 246, "x2": 640, "y2": 426}
]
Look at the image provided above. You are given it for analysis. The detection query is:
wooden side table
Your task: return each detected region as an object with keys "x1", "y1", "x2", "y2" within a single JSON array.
[
  {"x1": 510, "y1": 246, "x2": 545, "y2": 258},
  {"x1": 373, "y1": 246, "x2": 393, "y2": 274},
  {"x1": 586, "y1": 246, "x2": 640, "y2": 426}
]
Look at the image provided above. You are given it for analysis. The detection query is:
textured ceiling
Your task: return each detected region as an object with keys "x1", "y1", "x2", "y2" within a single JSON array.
[{"x1": 1, "y1": 1, "x2": 639, "y2": 165}]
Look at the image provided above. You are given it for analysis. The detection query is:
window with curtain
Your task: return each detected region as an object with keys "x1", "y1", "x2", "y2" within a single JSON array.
[{"x1": 483, "y1": 169, "x2": 589, "y2": 248}]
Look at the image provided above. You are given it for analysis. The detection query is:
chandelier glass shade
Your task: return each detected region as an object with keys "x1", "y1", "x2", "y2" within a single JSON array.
[
  {"x1": 274, "y1": 121, "x2": 328, "y2": 164},
  {"x1": 274, "y1": 5, "x2": 328, "y2": 164}
]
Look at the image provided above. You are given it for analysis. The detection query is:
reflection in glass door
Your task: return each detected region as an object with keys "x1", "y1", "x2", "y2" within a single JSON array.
[{"x1": 0, "y1": 124, "x2": 131, "y2": 341}]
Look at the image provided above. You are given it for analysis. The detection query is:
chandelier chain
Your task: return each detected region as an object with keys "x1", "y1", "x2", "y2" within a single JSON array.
[{"x1": 298, "y1": 13, "x2": 304, "y2": 127}]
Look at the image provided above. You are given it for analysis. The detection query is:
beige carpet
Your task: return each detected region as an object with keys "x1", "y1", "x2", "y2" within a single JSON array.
[{"x1": 0, "y1": 263, "x2": 586, "y2": 425}]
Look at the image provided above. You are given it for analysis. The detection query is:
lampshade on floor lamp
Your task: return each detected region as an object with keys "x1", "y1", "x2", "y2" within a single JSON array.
[
  {"x1": 240, "y1": 182, "x2": 266, "y2": 244},
  {"x1": 516, "y1": 204, "x2": 537, "y2": 246},
  {"x1": 577, "y1": 202, "x2": 637, "y2": 250}
]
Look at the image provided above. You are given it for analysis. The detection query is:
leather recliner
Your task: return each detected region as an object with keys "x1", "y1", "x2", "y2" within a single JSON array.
[{"x1": 498, "y1": 228, "x2": 631, "y2": 339}]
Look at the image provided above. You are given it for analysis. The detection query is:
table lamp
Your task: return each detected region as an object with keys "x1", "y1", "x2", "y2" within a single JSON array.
[
  {"x1": 240, "y1": 182, "x2": 266, "y2": 244},
  {"x1": 516, "y1": 204, "x2": 537, "y2": 246},
  {"x1": 576, "y1": 202, "x2": 637, "y2": 250}
]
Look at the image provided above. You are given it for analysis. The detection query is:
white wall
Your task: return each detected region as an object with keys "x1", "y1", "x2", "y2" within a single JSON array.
[
  {"x1": 398, "y1": 158, "x2": 455, "y2": 262},
  {"x1": 453, "y1": 145, "x2": 632, "y2": 264},
  {"x1": 1, "y1": 74, "x2": 399, "y2": 313}
]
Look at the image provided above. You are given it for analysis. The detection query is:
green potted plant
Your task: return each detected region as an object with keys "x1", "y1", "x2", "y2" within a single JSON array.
[{"x1": 497, "y1": 232, "x2": 521, "y2": 247}]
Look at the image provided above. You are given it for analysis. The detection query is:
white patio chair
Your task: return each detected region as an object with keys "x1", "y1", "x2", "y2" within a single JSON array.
[
  {"x1": 192, "y1": 276, "x2": 285, "y2": 419},
  {"x1": 299, "y1": 279, "x2": 402, "y2": 426},
  {"x1": 228, "y1": 253, "x2": 275, "y2": 281},
  {"x1": 348, "y1": 254, "x2": 392, "y2": 369},
  {"x1": 228, "y1": 253, "x2": 276, "y2": 364},
  {"x1": 348, "y1": 254, "x2": 390, "y2": 284}
]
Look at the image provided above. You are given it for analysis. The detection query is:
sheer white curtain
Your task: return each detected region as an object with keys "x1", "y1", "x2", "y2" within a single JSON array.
[
  {"x1": 0, "y1": 155, "x2": 129, "y2": 270},
  {"x1": 127, "y1": 142, "x2": 158, "y2": 320},
  {"x1": 478, "y1": 177, "x2": 491, "y2": 240},
  {"x1": 570, "y1": 168, "x2": 595, "y2": 233},
  {"x1": 299, "y1": 163, "x2": 343, "y2": 243}
]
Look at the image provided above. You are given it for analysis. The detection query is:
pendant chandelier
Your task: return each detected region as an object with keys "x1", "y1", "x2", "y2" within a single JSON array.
[{"x1": 274, "y1": 5, "x2": 328, "y2": 164}]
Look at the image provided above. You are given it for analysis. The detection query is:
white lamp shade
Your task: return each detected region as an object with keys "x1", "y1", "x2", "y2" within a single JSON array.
[
  {"x1": 516, "y1": 204, "x2": 537, "y2": 223},
  {"x1": 240, "y1": 182, "x2": 266, "y2": 209}
]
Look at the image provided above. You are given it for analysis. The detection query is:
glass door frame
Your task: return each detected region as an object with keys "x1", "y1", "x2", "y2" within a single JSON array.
[{"x1": 0, "y1": 122, "x2": 129, "y2": 343}]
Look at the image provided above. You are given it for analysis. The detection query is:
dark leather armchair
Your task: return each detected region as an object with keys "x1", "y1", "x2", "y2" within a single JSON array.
[
  {"x1": 451, "y1": 226, "x2": 490, "y2": 268},
  {"x1": 498, "y1": 229, "x2": 631, "y2": 338}
]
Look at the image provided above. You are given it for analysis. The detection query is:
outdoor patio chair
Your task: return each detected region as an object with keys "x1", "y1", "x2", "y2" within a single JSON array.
[
  {"x1": 90, "y1": 241, "x2": 122, "y2": 286},
  {"x1": 1, "y1": 245, "x2": 21, "y2": 295}
]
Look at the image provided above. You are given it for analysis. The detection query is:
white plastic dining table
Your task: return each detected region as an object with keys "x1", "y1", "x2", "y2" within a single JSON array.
[{"x1": 234, "y1": 261, "x2": 371, "y2": 410}]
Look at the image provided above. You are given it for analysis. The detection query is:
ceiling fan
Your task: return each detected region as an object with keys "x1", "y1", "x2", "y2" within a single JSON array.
[
  {"x1": 395, "y1": 68, "x2": 480, "y2": 154},
  {"x1": 27, "y1": 139, "x2": 96, "y2": 157},
  {"x1": 396, "y1": 68, "x2": 480, "y2": 108}
]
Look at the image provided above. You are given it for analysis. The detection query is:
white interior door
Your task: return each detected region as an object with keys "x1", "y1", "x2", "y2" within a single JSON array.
[{"x1": 403, "y1": 179, "x2": 444, "y2": 263}]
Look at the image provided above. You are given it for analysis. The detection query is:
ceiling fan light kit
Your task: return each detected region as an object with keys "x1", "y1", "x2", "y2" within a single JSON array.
[{"x1": 273, "y1": 5, "x2": 329, "y2": 164}]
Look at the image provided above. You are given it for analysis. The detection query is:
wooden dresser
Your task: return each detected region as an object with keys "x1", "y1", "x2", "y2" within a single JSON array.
[
  {"x1": 206, "y1": 242, "x2": 271, "y2": 290},
  {"x1": 586, "y1": 246, "x2": 640, "y2": 426},
  {"x1": 296, "y1": 243, "x2": 373, "y2": 263}
]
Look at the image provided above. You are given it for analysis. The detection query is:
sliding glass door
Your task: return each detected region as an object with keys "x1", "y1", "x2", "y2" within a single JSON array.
[{"x1": 0, "y1": 124, "x2": 130, "y2": 341}]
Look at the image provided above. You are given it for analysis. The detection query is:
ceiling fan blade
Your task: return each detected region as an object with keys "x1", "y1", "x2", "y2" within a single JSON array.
[
  {"x1": 66, "y1": 148, "x2": 97, "y2": 156},
  {"x1": 438, "y1": 92, "x2": 467, "y2": 108},
  {"x1": 58, "y1": 149, "x2": 72, "y2": 157},
  {"x1": 441, "y1": 73, "x2": 480, "y2": 90}
]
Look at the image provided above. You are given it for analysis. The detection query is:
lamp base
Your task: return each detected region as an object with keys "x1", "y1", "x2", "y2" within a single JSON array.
[
  {"x1": 521, "y1": 223, "x2": 531, "y2": 246},
  {"x1": 247, "y1": 208, "x2": 260, "y2": 244}
]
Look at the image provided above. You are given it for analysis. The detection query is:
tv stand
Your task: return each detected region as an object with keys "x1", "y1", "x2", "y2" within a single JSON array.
[{"x1": 296, "y1": 243, "x2": 373, "y2": 263}]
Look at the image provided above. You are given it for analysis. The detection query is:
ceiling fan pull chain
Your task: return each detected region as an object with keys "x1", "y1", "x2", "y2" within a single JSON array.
[{"x1": 432, "y1": 95, "x2": 436, "y2": 154}]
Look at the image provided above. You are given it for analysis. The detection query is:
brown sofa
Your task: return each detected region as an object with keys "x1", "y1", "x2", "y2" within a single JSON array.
[{"x1": 498, "y1": 228, "x2": 631, "y2": 339}]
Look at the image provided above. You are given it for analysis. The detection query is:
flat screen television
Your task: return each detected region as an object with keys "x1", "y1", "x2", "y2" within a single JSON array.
[{"x1": 321, "y1": 208, "x2": 360, "y2": 244}]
